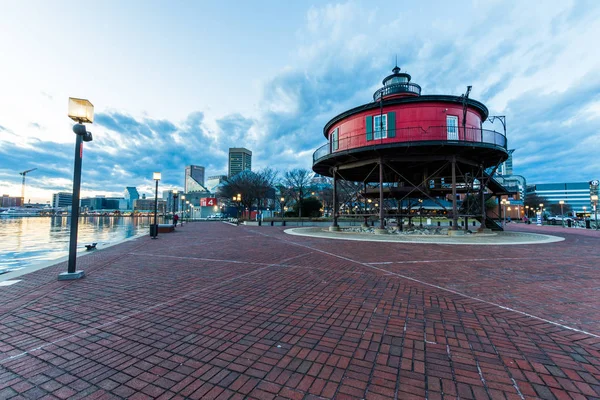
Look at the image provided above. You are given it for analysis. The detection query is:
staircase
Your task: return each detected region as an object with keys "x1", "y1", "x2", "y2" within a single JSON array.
[{"x1": 475, "y1": 216, "x2": 503, "y2": 231}]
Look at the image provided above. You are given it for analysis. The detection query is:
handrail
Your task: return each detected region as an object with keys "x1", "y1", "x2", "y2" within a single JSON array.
[
  {"x1": 313, "y1": 125, "x2": 507, "y2": 163},
  {"x1": 373, "y1": 82, "x2": 422, "y2": 100}
]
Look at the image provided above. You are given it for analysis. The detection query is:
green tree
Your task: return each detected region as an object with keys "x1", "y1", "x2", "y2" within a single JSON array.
[{"x1": 294, "y1": 197, "x2": 322, "y2": 218}]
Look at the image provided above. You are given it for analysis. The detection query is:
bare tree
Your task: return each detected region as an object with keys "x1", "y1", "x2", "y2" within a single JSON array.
[
  {"x1": 282, "y1": 168, "x2": 313, "y2": 218},
  {"x1": 217, "y1": 169, "x2": 279, "y2": 219},
  {"x1": 255, "y1": 168, "x2": 279, "y2": 213}
]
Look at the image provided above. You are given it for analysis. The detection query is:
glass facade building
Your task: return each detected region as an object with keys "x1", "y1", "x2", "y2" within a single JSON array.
[
  {"x1": 526, "y1": 182, "x2": 591, "y2": 214},
  {"x1": 228, "y1": 148, "x2": 252, "y2": 178}
]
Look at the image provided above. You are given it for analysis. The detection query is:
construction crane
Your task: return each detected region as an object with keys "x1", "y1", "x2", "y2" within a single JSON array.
[{"x1": 19, "y1": 168, "x2": 37, "y2": 206}]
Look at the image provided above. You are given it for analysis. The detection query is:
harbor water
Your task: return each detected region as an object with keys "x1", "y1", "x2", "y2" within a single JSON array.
[{"x1": 0, "y1": 216, "x2": 160, "y2": 271}]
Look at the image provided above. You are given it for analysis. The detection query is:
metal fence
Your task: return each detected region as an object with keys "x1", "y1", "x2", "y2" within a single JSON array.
[{"x1": 313, "y1": 126, "x2": 507, "y2": 163}]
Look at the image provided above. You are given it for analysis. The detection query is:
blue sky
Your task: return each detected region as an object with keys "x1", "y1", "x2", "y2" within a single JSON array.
[{"x1": 1, "y1": 0, "x2": 600, "y2": 203}]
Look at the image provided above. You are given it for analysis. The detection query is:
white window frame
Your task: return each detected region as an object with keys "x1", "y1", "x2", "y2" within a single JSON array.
[
  {"x1": 373, "y1": 114, "x2": 388, "y2": 140},
  {"x1": 330, "y1": 128, "x2": 339, "y2": 151},
  {"x1": 447, "y1": 115, "x2": 458, "y2": 140}
]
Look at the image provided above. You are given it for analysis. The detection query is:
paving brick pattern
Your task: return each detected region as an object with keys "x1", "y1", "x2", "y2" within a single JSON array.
[{"x1": 0, "y1": 222, "x2": 599, "y2": 399}]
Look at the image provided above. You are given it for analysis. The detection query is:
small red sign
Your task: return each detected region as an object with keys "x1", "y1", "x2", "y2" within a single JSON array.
[{"x1": 200, "y1": 197, "x2": 217, "y2": 207}]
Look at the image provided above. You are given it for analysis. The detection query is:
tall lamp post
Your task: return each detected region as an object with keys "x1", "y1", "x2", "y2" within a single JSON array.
[
  {"x1": 539, "y1": 203, "x2": 544, "y2": 226},
  {"x1": 501, "y1": 199, "x2": 509, "y2": 228},
  {"x1": 180, "y1": 195, "x2": 185, "y2": 225},
  {"x1": 59, "y1": 98, "x2": 94, "y2": 281},
  {"x1": 280, "y1": 197, "x2": 285, "y2": 218},
  {"x1": 186, "y1": 200, "x2": 190, "y2": 220},
  {"x1": 418, "y1": 199, "x2": 423, "y2": 227},
  {"x1": 172, "y1": 190, "x2": 178, "y2": 220},
  {"x1": 559, "y1": 200, "x2": 565, "y2": 227},
  {"x1": 233, "y1": 194, "x2": 241, "y2": 219},
  {"x1": 152, "y1": 172, "x2": 161, "y2": 239},
  {"x1": 592, "y1": 195, "x2": 599, "y2": 230}
]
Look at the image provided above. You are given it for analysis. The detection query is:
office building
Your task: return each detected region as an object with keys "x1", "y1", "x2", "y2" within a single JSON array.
[
  {"x1": 81, "y1": 196, "x2": 127, "y2": 211},
  {"x1": 185, "y1": 165, "x2": 209, "y2": 193},
  {"x1": 228, "y1": 148, "x2": 252, "y2": 178},
  {"x1": 1, "y1": 194, "x2": 23, "y2": 208},
  {"x1": 52, "y1": 192, "x2": 73, "y2": 208},
  {"x1": 134, "y1": 198, "x2": 167, "y2": 213},
  {"x1": 498, "y1": 149, "x2": 515, "y2": 176},
  {"x1": 124, "y1": 187, "x2": 140, "y2": 210},
  {"x1": 526, "y1": 182, "x2": 592, "y2": 214}
]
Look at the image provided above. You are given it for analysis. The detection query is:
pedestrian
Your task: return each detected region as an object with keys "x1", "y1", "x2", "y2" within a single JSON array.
[{"x1": 173, "y1": 213, "x2": 179, "y2": 227}]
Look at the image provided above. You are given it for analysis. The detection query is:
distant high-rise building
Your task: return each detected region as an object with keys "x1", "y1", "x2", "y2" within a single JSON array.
[
  {"x1": 185, "y1": 165, "x2": 208, "y2": 193},
  {"x1": 124, "y1": 187, "x2": 140, "y2": 210},
  {"x1": 499, "y1": 149, "x2": 515, "y2": 176},
  {"x1": 1, "y1": 194, "x2": 23, "y2": 208},
  {"x1": 228, "y1": 148, "x2": 252, "y2": 178},
  {"x1": 52, "y1": 192, "x2": 72, "y2": 208}
]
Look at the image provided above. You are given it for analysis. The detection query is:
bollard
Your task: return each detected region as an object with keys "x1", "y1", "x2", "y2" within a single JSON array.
[
  {"x1": 271, "y1": 220, "x2": 274, "y2": 226},
  {"x1": 437, "y1": 221, "x2": 441, "y2": 227}
]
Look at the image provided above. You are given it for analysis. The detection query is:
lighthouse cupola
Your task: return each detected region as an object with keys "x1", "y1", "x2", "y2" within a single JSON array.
[{"x1": 373, "y1": 66, "x2": 421, "y2": 101}]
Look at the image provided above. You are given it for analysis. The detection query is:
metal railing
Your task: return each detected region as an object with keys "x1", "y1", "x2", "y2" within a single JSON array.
[
  {"x1": 313, "y1": 125, "x2": 507, "y2": 163},
  {"x1": 373, "y1": 82, "x2": 422, "y2": 100}
]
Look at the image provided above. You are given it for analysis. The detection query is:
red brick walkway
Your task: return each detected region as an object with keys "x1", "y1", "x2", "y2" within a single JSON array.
[{"x1": 1, "y1": 222, "x2": 599, "y2": 399}]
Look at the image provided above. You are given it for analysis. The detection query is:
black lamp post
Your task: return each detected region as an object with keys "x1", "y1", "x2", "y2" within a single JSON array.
[
  {"x1": 592, "y1": 195, "x2": 599, "y2": 230},
  {"x1": 152, "y1": 172, "x2": 161, "y2": 238},
  {"x1": 233, "y1": 194, "x2": 241, "y2": 219},
  {"x1": 59, "y1": 98, "x2": 94, "y2": 281},
  {"x1": 180, "y1": 195, "x2": 185, "y2": 225},
  {"x1": 280, "y1": 196, "x2": 285, "y2": 218},
  {"x1": 173, "y1": 189, "x2": 178, "y2": 220},
  {"x1": 418, "y1": 199, "x2": 423, "y2": 227}
]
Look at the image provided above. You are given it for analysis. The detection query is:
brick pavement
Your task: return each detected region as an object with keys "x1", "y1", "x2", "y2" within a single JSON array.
[{"x1": 0, "y1": 222, "x2": 599, "y2": 399}]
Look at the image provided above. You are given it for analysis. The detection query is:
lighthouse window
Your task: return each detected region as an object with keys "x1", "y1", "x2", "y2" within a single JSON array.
[
  {"x1": 373, "y1": 115, "x2": 388, "y2": 139},
  {"x1": 330, "y1": 127, "x2": 339, "y2": 151}
]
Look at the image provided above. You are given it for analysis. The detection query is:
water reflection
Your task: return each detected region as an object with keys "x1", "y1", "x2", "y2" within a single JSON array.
[{"x1": 0, "y1": 216, "x2": 163, "y2": 270}]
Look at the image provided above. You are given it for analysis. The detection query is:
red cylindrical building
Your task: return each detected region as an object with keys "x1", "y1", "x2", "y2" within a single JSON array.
[{"x1": 312, "y1": 66, "x2": 509, "y2": 233}]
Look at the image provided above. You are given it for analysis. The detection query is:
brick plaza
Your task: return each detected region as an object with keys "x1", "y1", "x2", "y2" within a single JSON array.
[{"x1": 1, "y1": 223, "x2": 599, "y2": 399}]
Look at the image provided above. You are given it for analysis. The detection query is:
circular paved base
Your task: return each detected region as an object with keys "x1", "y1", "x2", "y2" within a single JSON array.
[{"x1": 285, "y1": 227, "x2": 565, "y2": 245}]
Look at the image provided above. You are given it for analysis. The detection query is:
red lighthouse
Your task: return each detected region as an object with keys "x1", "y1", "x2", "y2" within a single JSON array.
[{"x1": 312, "y1": 66, "x2": 510, "y2": 233}]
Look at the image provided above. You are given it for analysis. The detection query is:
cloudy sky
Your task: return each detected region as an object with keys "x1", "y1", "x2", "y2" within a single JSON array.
[{"x1": 1, "y1": 0, "x2": 599, "y2": 203}]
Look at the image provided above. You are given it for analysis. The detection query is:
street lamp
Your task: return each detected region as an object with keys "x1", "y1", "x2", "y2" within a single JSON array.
[
  {"x1": 539, "y1": 203, "x2": 544, "y2": 225},
  {"x1": 418, "y1": 199, "x2": 423, "y2": 227},
  {"x1": 525, "y1": 205, "x2": 530, "y2": 218},
  {"x1": 186, "y1": 200, "x2": 190, "y2": 220},
  {"x1": 59, "y1": 98, "x2": 94, "y2": 281},
  {"x1": 173, "y1": 189, "x2": 178, "y2": 217},
  {"x1": 180, "y1": 195, "x2": 185, "y2": 225},
  {"x1": 234, "y1": 194, "x2": 241, "y2": 219},
  {"x1": 501, "y1": 199, "x2": 510, "y2": 228},
  {"x1": 280, "y1": 197, "x2": 285, "y2": 218},
  {"x1": 592, "y1": 195, "x2": 599, "y2": 230},
  {"x1": 559, "y1": 200, "x2": 565, "y2": 227},
  {"x1": 152, "y1": 172, "x2": 161, "y2": 239}
]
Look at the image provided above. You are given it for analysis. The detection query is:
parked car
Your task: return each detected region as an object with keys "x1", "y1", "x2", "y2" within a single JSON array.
[{"x1": 547, "y1": 215, "x2": 573, "y2": 224}]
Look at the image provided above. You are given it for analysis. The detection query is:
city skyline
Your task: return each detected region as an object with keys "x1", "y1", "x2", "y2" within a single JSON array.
[{"x1": 1, "y1": 1, "x2": 600, "y2": 203}]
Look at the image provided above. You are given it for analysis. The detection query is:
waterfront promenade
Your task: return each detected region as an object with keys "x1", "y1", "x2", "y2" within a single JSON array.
[{"x1": 1, "y1": 223, "x2": 600, "y2": 399}]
